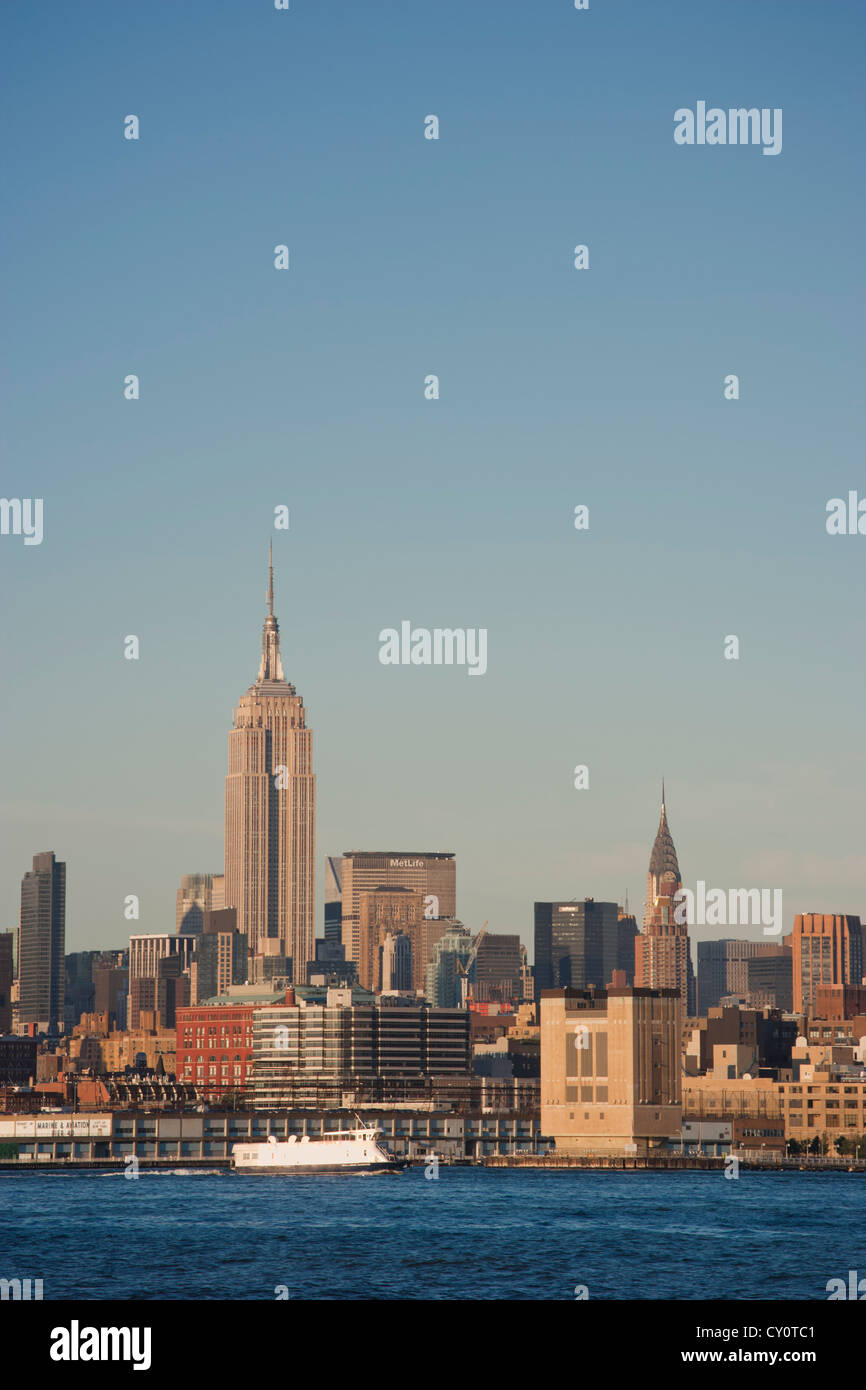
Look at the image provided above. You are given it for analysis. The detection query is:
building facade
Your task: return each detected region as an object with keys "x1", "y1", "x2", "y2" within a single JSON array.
[
  {"x1": 176, "y1": 1002, "x2": 257, "y2": 1098},
  {"x1": 540, "y1": 985, "x2": 682, "y2": 1156},
  {"x1": 251, "y1": 988, "x2": 470, "y2": 1108}
]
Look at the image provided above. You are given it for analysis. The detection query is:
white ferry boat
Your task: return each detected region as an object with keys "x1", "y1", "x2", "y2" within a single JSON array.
[{"x1": 231, "y1": 1123, "x2": 404, "y2": 1174}]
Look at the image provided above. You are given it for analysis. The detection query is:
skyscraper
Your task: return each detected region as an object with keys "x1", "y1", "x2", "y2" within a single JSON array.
[
  {"x1": 338, "y1": 852, "x2": 456, "y2": 965},
  {"x1": 0, "y1": 932, "x2": 13, "y2": 1033},
  {"x1": 635, "y1": 786, "x2": 695, "y2": 1012},
  {"x1": 225, "y1": 548, "x2": 316, "y2": 981},
  {"x1": 534, "y1": 901, "x2": 636, "y2": 992},
  {"x1": 792, "y1": 913, "x2": 863, "y2": 1016},
  {"x1": 18, "y1": 851, "x2": 66, "y2": 1032}
]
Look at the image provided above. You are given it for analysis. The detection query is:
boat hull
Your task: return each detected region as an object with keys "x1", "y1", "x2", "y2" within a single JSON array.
[
  {"x1": 233, "y1": 1161, "x2": 406, "y2": 1175},
  {"x1": 231, "y1": 1130, "x2": 406, "y2": 1174}
]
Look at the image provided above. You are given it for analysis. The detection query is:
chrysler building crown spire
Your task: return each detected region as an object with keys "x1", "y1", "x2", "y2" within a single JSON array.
[
  {"x1": 257, "y1": 543, "x2": 286, "y2": 684},
  {"x1": 649, "y1": 788, "x2": 680, "y2": 883}
]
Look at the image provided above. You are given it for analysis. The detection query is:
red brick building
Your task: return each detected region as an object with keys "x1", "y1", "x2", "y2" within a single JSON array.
[
  {"x1": 176, "y1": 1004, "x2": 256, "y2": 1099},
  {"x1": 176, "y1": 993, "x2": 293, "y2": 1099}
]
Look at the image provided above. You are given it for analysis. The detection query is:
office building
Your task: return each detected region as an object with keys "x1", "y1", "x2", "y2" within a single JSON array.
[
  {"x1": 635, "y1": 789, "x2": 694, "y2": 1011},
  {"x1": 534, "y1": 900, "x2": 636, "y2": 993},
  {"x1": 225, "y1": 548, "x2": 316, "y2": 979},
  {"x1": 746, "y1": 951, "x2": 793, "y2": 1011},
  {"x1": 339, "y1": 851, "x2": 456, "y2": 966},
  {"x1": 473, "y1": 933, "x2": 523, "y2": 1003},
  {"x1": 251, "y1": 987, "x2": 470, "y2": 1108}
]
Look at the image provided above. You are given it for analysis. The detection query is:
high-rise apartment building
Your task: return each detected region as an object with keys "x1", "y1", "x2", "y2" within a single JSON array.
[
  {"x1": 792, "y1": 913, "x2": 863, "y2": 1016},
  {"x1": 225, "y1": 550, "x2": 316, "y2": 980},
  {"x1": 339, "y1": 852, "x2": 456, "y2": 965},
  {"x1": 18, "y1": 852, "x2": 66, "y2": 1032},
  {"x1": 534, "y1": 901, "x2": 636, "y2": 993},
  {"x1": 190, "y1": 910, "x2": 248, "y2": 1004},
  {"x1": 635, "y1": 789, "x2": 694, "y2": 1011}
]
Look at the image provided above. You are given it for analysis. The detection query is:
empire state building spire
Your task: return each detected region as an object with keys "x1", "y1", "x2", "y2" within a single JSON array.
[{"x1": 257, "y1": 542, "x2": 286, "y2": 685}]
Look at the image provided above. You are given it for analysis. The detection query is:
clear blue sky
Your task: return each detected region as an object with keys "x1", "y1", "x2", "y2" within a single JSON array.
[{"x1": 1, "y1": 0, "x2": 864, "y2": 958}]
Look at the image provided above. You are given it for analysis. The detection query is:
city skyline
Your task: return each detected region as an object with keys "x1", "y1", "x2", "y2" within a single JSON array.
[
  {"x1": 2, "y1": 556, "x2": 864, "y2": 959},
  {"x1": 2, "y1": 0, "x2": 864, "y2": 956}
]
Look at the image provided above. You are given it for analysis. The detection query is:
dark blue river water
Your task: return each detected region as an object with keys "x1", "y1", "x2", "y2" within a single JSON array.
[{"x1": 2, "y1": 1168, "x2": 863, "y2": 1300}]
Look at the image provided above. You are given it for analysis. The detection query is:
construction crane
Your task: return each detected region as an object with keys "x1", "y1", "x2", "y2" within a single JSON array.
[{"x1": 456, "y1": 922, "x2": 488, "y2": 1006}]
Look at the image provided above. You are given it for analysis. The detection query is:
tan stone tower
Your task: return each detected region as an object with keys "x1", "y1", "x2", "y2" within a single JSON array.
[{"x1": 225, "y1": 547, "x2": 315, "y2": 981}]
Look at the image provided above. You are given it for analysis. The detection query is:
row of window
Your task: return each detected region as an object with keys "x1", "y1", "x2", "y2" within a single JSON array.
[
  {"x1": 785, "y1": 1100, "x2": 863, "y2": 1109},
  {"x1": 182, "y1": 1065, "x2": 244, "y2": 1078},
  {"x1": 785, "y1": 1085, "x2": 863, "y2": 1094},
  {"x1": 788, "y1": 1116, "x2": 861, "y2": 1128}
]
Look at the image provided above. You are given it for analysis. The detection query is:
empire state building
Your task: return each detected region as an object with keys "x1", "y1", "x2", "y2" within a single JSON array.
[{"x1": 224, "y1": 548, "x2": 315, "y2": 981}]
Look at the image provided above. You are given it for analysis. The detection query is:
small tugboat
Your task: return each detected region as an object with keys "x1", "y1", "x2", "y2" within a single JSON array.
[{"x1": 232, "y1": 1120, "x2": 405, "y2": 1174}]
